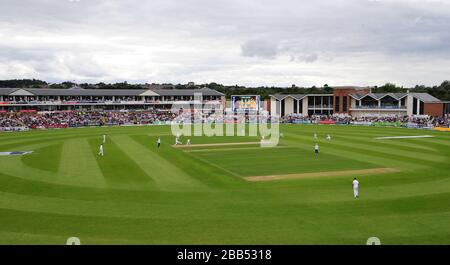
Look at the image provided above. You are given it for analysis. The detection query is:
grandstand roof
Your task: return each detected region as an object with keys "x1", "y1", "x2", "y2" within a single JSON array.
[
  {"x1": 349, "y1": 93, "x2": 407, "y2": 100},
  {"x1": 0, "y1": 87, "x2": 224, "y2": 97},
  {"x1": 152, "y1": 88, "x2": 224, "y2": 96},
  {"x1": 0, "y1": 88, "x2": 20, "y2": 95},
  {"x1": 270, "y1": 94, "x2": 308, "y2": 100},
  {"x1": 410, "y1": 93, "x2": 441, "y2": 103}
]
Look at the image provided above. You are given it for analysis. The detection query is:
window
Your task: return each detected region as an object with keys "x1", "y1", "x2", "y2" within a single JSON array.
[
  {"x1": 343, "y1": 96, "x2": 348, "y2": 112},
  {"x1": 401, "y1": 97, "x2": 406, "y2": 107},
  {"x1": 293, "y1": 100, "x2": 297, "y2": 113},
  {"x1": 315, "y1": 96, "x2": 320, "y2": 107},
  {"x1": 445, "y1": 103, "x2": 450, "y2": 114},
  {"x1": 361, "y1": 96, "x2": 377, "y2": 108},
  {"x1": 413, "y1": 98, "x2": 418, "y2": 114},
  {"x1": 419, "y1": 101, "x2": 424, "y2": 115},
  {"x1": 308, "y1": 97, "x2": 314, "y2": 107},
  {"x1": 335, "y1": 96, "x2": 340, "y2": 112},
  {"x1": 281, "y1": 99, "x2": 285, "y2": 116}
]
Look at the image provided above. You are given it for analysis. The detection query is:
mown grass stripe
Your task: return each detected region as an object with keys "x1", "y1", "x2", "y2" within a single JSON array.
[
  {"x1": 20, "y1": 143, "x2": 63, "y2": 173},
  {"x1": 292, "y1": 132, "x2": 445, "y2": 164},
  {"x1": 58, "y1": 139, "x2": 106, "y2": 187},
  {"x1": 88, "y1": 137, "x2": 152, "y2": 185},
  {"x1": 112, "y1": 135, "x2": 207, "y2": 191},
  {"x1": 131, "y1": 135, "x2": 239, "y2": 187},
  {"x1": 183, "y1": 146, "x2": 290, "y2": 153},
  {"x1": 194, "y1": 145, "x2": 378, "y2": 177},
  {"x1": 285, "y1": 133, "x2": 443, "y2": 170}
]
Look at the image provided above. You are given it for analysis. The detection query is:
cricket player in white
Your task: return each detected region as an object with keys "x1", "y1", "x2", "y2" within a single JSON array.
[
  {"x1": 98, "y1": 144, "x2": 104, "y2": 156},
  {"x1": 353, "y1": 177, "x2": 359, "y2": 198},
  {"x1": 326, "y1": 134, "x2": 331, "y2": 141},
  {"x1": 186, "y1": 139, "x2": 191, "y2": 145},
  {"x1": 314, "y1": 143, "x2": 319, "y2": 158},
  {"x1": 314, "y1": 133, "x2": 318, "y2": 140},
  {"x1": 157, "y1": 137, "x2": 161, "y2": 148}
]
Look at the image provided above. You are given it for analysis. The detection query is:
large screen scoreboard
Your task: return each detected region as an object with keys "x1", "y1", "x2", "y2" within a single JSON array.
[{"x1": 231, "y1": 95, "x2": 260, "y2": 112}]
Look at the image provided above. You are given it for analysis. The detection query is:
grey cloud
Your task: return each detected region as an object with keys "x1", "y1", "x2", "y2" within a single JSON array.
[
  {"x1": 241, "y1": 39, "x2": 279, "y2": 59},
  {"x1": 295, "y1": 54, "x2": 319, "y2": 63}
]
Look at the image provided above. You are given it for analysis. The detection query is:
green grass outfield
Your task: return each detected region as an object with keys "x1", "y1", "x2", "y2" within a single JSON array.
[{"x1": 0, "y1": 124, "x2": 449, "y2": 244}]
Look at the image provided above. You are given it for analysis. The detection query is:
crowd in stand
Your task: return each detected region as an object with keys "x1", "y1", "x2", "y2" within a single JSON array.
[
  {"x1": 432, "y1": 115, "x2": 450, "y2": 127},
  {"x1": 0, "y1": 111, "x2": 449, "y2": 130},
  {"x1": 280, "y1": 113, "x2": 449, "y2": 127},
  {"x1": 0, "y1": 110, "x2": 176, "y2": 130}
]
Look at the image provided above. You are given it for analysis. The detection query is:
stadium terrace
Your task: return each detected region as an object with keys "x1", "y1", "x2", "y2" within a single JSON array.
[
  {"x1": 0, "y1": 86, "x2": 449, "y2": 120},
  {"x1": 0, "y1": 87, "x2": 225, "y2": 112}
]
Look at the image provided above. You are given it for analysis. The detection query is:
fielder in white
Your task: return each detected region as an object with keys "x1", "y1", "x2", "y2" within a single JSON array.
[
  {"x1": 326, "y1": 134, "x2": 331, "y2": 141},
  {"x1": 98, "y1": 144, "x2": 104, "y2": 156},
  {"x1": 186, "y1": 139, "x2": 191, "y2": 145},
  {"x1": 313, "y1": 133, "x2": 318, "y2": 140},
  {"x1": 352, "y1": 177, "x2": 359, "y2": 198},
  {"x1": 314, "y1": 143, "x2": 319, "y2": 158}
]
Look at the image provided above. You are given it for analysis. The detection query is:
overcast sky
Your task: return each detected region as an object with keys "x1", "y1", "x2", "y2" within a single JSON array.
[{"x1": 0, "y1": 0, "x2": 449, "y2": 87}]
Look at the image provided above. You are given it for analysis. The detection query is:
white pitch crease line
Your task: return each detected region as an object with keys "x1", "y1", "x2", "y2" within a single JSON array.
[
  {"x1": 375, "y1": 135, "x2": 434, "y2": 140},
  {"x1": 0, "y1": 151, "x2": 34, "y2": 156}
]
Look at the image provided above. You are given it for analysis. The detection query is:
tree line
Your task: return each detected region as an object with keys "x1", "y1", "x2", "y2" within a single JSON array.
[{"x1": 0, "y1": 79, "x2": 449, "y2": 101}]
